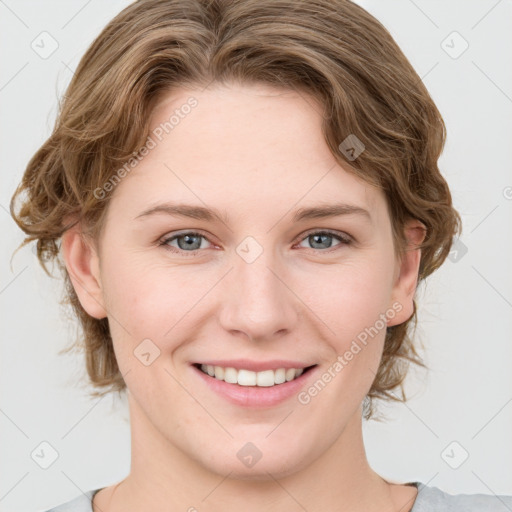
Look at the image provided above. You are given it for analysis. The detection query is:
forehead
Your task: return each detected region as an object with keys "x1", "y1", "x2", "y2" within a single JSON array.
[{"x1": 109, "y1": 82, "x2": 386, "y2": 224}]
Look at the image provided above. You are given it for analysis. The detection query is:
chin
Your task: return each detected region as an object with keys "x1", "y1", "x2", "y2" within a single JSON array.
[
  {"x1": 207, "y1": 457, "x2": 308, "y2": 481},
  {"x1": 196, "y1": 437, "x2": 314, "y2": 481}
]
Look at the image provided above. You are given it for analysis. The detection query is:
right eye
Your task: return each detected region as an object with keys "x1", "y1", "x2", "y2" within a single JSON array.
[{"x1": 159, "y1": 231, "x2": 214, "y2": 256}]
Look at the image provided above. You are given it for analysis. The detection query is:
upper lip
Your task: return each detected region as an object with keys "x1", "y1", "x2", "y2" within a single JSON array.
[{"x1": 193, "y1": 359, "x2": 316, "y2": 372}]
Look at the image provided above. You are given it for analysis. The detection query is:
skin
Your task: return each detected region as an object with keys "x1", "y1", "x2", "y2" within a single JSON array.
[{"x1": 62, "y1": 82, "x2": 425, "y2": 512}]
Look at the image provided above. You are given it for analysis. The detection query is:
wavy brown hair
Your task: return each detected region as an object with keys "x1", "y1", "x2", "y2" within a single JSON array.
[{"x1": 10, "y1": 0, "x2": 461, "y2": 420}]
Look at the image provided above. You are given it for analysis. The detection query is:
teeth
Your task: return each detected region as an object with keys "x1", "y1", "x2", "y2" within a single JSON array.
[
  {"x1": 274, "y1": 368, "x2": 286, "y2": 384},
  {"x1": 199, "y1": 364, "x2": 307, "y2": 387},
  {"x1": 224, "y1": 367, "x2": 238, "y2": 384}
]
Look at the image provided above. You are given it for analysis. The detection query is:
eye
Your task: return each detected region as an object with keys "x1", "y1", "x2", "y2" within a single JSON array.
[
  {"x1": 159, "y1": 229, "x2": 352, "y2": 256},
  {"x1": 295, "y1": 230, "x2": 352, "y2": 252},
  {"x1": 159, "y1": 231, "x2": 213, "y2": 255}
]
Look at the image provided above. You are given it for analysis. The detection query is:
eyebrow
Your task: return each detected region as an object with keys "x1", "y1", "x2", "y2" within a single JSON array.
[
  {"x1": 135, "y1": 203, "x2": 228, "y2": 224},
  {"x1": 134, "y1": 202, "x2": 371, "y2": 224},
  {"x1": 292, "y1": 203, "x2": 371, "y2": 223}
]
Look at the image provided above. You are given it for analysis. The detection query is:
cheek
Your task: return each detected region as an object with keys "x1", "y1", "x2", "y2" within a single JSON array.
[
  {"x1": 101, "y1": 241, "x2": 396, "y2": 369},
  {"x1": 100, "y1": 253, "x2": 216, "y2": 349},
  {"x1": 300, "y1": 256, "x2": 395, "y2": 343},
  {"x1": 291, "y1": 261, "x2": 394, "y2": 424}
]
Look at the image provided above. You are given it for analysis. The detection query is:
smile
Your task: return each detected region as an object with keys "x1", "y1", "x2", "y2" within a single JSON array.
[{"x1": 196, "y1": 364, "x2": 314, "y2": 387}]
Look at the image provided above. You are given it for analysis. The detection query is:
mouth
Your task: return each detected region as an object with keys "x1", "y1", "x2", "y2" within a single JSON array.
[{"x1": 193, "y1": 363, "x2": 317, "y2": 387}]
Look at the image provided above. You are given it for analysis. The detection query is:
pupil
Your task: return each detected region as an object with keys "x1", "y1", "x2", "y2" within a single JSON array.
[
  {"x1": 180, "y1": 234, "x2": 200, "y2": 250},
  {"x1": 312, "y1": 234, "x2": 331, "y2": 248}
]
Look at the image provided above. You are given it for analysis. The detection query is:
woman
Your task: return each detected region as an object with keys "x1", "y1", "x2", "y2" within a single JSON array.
[{"x1": 11, "y1": 0, "x2": 511, "y2": 511}]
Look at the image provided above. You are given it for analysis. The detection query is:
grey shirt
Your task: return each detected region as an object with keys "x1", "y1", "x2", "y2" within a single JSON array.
[{"x1": 42, "y1": 481, "x2": 512, "y2": 511}]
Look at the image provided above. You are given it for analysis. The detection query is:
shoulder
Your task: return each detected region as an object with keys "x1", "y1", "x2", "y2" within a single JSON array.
[
  {"x1": 38, "y1": 489, "x2": 101, "y2": 512},
  {"x1": 411, "y1": 481, "x2": 512, "y2": 511}
]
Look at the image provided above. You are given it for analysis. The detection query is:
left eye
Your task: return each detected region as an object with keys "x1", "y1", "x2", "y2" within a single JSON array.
[
  {"x1": 296, "y1": 230, "x2": 351, "y2": 251},
  {"x1": 159, "y1": 230, "x2": 351, "y2": 255}
]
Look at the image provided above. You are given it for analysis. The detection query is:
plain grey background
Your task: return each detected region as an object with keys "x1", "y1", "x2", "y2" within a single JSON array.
[{"x1": 1, "y1": 1, "x2": 511, "y2": 511}]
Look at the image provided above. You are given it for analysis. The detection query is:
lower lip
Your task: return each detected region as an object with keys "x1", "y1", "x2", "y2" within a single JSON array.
[{"x1": 192, "y1": 365, "x2": 317, "y2": 408}]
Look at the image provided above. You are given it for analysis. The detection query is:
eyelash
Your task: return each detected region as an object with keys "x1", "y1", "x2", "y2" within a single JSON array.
[{"x1": 158, "y1": 229, "x2": 353, "y2": 256}]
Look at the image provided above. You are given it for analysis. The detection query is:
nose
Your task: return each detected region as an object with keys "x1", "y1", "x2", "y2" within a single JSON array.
[{"x1": 218, "y1": 247, "x2": 299, "y2": 342}]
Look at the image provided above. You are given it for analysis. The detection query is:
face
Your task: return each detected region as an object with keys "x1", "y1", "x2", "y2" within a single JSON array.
[{"x1": 65, "y1": 82, "x2": 421, "y2": 479}]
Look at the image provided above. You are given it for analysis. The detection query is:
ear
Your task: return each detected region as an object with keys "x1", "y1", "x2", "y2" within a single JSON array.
[
  {"x1": 60, "y1": 225, "x2": 107, "y2": 319},
  {"x1": 387, "y1": 219, "x2": 426, "y2": 327}
]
